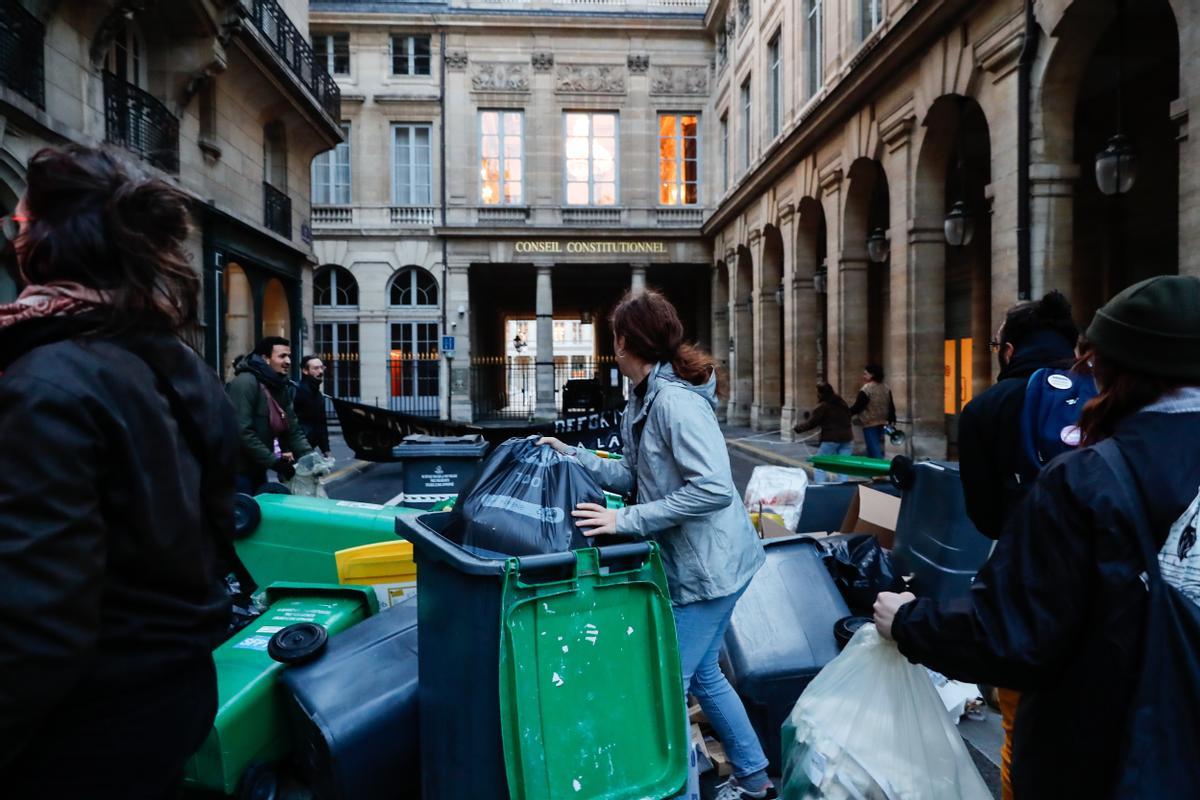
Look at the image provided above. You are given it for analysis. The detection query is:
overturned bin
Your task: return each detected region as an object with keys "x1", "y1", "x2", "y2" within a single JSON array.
[{"x1": 397, "y1": 512, "x2": 688, "y2": 800}]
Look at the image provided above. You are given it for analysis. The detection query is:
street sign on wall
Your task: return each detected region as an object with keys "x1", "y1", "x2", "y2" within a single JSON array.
[{"x1": 442, "y1": 335, "x2": 456, "y2": 359}]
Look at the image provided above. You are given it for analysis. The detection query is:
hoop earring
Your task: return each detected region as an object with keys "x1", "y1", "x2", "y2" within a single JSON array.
[{"x1": 616, "y1": 350, "x2": 625, "y2": 357}]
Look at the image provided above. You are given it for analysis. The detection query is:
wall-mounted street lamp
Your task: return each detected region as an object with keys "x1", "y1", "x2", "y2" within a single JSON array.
[
  {"x1": 943, "y1": 200, "x2": 976, "y2": 247},
  {"x1": 1095, "y1": 0, "x2": 1137, "y2": 197},
  {"x1": 867, "y1": 227, "x2": 889, "y2": 263},
  {"x1": 773, "y1": 282, "x2": 784, "y2": 306}
]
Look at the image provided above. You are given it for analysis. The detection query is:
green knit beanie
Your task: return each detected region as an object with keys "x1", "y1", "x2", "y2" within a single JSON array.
[{"x1": 1085, "y1": 275, "x2": 1200, "y2": 381}]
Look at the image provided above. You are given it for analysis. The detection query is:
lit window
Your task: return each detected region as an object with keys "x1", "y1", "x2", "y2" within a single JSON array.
[
  {"x1": 314, "y1": 322, "x2": 361, "y2": 401},
  {"x1": 389, "y1": 267, "x2": 439, "y2": 307},
  {"x1": 313, "y1": 33, "x2": 350, "y2": 75},
  {"x1": 314, "y1": 266, "x2": 358, "y2": 307},
  {"x1": 658, "y1": 114, "x2": 699, "y2": 206},
  {"x1": 393, "y1": 124, "x2": 432, "y2": 205},
  {"x1": 391, "y1": 35, "x2": 431, "y2": 76},
  {"x1": 312, "y1": 123, "x2": 351, "y2": 205},
  {"x1": 479, "y1": 111, "x2": 524, "y2": 205},
  {"x1": 564, "y1": 112, "x2": 618, "y2": 206}
]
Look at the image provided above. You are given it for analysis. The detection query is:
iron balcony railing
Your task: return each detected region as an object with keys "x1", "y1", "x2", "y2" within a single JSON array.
[
  {"x1": 103, "y1": 72, "x2": 179, "y2": 173},
  {"x1": 248, "y1": 0, "x2": 341, "y2": 122},
  {"x1": 264, "y1": 182, "x2": 292, "y2": 239},
  {"x1": 0, "y1": 0, "x2": 44, "y2": 108}
]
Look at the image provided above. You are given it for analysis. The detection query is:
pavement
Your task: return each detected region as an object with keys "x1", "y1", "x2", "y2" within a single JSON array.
[
  {"x1": 723, "y1": 424, "x2": 823, "y2": 471},
  {"x1": 322, "y1": 426, "x2": 374, "y2": 486}
]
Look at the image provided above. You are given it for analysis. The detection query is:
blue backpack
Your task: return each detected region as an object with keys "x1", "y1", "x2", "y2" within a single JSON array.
[{"x1": 1017, "y1": 368, "x2": 1098, "y2": 482}]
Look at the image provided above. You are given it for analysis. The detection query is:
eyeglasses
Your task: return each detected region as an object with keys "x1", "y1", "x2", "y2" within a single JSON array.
[
  {"x1": 0, "y1": 214, "x2": 28, "y2": 246},
  {"x1": 988, "y1": 339, "x2": 1002, "y2": 352}
]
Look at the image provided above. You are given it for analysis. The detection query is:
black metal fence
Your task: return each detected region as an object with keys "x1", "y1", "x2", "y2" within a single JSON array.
[
  {"x1": 264, "y1": 182, "x2": 292, "y2": 239},
  {"x1": 470, "y1": 356, "x2": 622, "y2": 420},
  {"x1": 249, "y1": 0, "x2": 341, "y2": 122},
  {"x1": 0, "y1": 0, "x2": 44, "y2": 108},
  {"x1": 103, "y1": 72, "x2": 179, "y2": 173},
  {"x1": 387, "y1": 355, "x2": 440, "y2": 418}
]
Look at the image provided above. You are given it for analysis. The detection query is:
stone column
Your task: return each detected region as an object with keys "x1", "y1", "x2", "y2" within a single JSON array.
[
  {"x1": 711, "y1": 263, "x2": 731, "y2": 422},
  {"x1": 728, "y1": 247, "x2": 752, "y2": 427},
  {"x1": 534, "y1": 264, "x2": 556, "y2": 419},
  {"x1": 907, "y1": 225, "x2": 948, "y2": 458},
  {"x1": 880, "y1": 107, "x2": 917, "y2": 454},
  {"x1": 836, "y1": 255, "x2": 870, "y2": 402},
  {"x1": 1030, "y1": 162, "x2": 1080, "y2": 299},
  {"x1": 447, "y1": 263, "x2": 474, "y2": 422},
  {"x1": 748, "y1": 228, "x2": 779, "y2": 431},
  {"x1": 777, "y1": 204, "x2": 801, "y2": 439},
  {"x1": 817, "y1": 166, "x2": 845, "y2": 397},
  {"x1": 630, "y1": 264, "x2": 647, "y2": 294}
]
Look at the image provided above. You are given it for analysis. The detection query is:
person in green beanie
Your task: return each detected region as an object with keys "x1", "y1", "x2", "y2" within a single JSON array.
[{"x1": 872, "y1": 275, "x2": 1200, "y2": 799}]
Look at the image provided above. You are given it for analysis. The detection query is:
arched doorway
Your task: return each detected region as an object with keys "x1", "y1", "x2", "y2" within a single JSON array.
[
  {"x1": 842, "y1": 158, "x2": 891, "y2": 396},
  {"x1": 730, "y1": 245, "x2": 754, "y2": 426},
  {"x1": 914, "y1": 95, "x2": 993, "y2": 456},
  {"x1": 1071, "y1": 0, "x2": 1179, "y2": 320},
  {"x1": 795, "y1": 197, "x2": 827, "y2": 394},
  {"x1": 755, "y1": 224, "x2": 785, "y2": 429},
  {"x1": 712, "y1": 260, "x2": 730, "y2": 420},
  {"x1": 262, "y1": 278, "x2": 291, "y2": 340},
  {"x1": 223, "y1": 264, "x2": 254, "y2": 381}
]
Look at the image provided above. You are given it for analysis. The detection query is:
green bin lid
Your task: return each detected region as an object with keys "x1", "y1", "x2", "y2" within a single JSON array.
[{"x1": 808, "y1": 453, "x2": 893, "y2": 477}]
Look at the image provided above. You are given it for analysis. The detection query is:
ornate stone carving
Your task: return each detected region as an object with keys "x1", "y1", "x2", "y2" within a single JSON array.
[
  {"x1": 444, "y1": 50, "x2": 468, "y2": 70},
  {"x1": 649, "y1": 65, "x2": 709, "y2": 96},
  {"x1": 471, "y1": 62, "x2": 529, "y2": 92},
  {"x1": 531, "y1": 51, "x2": 554, "y2": 72},
  {"x1": 627, "y1": 54, "x2": 650, "y2": 74},
  {"x1": 554, "y1": 64, "x2": 626, "y2": 94}
]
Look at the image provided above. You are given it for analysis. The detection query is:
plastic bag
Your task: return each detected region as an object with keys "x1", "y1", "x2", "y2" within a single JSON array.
[
  {"x1": 744, "y1": 466, "x2": 809, "y2": 531},
  {"x1": 782, "y1": 625, "x2": 991, "y2": 800},
  {"x1": 287, "y1": 451, "x2": 337, "y2": 497},
  {"x1": 448, "y1": 437, "x2": 604, "y2": 557},
  {"x1": 818, "y1": 534, "x2": 902, "y2": 614}
]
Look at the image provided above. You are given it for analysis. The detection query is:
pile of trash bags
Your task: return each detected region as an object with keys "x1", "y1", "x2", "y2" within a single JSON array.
[{"x1": 817, "y1": 534, "x2": 903, "y2": 615}]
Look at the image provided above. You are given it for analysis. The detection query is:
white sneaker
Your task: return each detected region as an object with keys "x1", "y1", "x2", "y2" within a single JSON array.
[{"x1": 712, "y1": 777, "x2": 777, "y2": 800}]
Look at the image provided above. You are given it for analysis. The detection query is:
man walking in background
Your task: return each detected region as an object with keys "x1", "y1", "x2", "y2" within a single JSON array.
[
  {"x1": 295, "y1": 354, "x2": 331, "y2": 457},
  {"x1": 848, "y1": 364, "x2": 895, "y2": 459}
]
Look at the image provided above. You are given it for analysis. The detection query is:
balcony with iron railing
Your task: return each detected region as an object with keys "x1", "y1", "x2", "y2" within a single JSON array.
[
  {"x1": 103, "y1": 72, "x2": 179, "y2": 173},
  {"x1": 0, "y1": 0, "x2": 44, "y2": 108},
  {"x1": 312, "y1": 203, "x2": 707, "y2": 232},
  {"x1": 264, "y1": 182, "x2": 292, "y2": 238},
  {"x1": 244, "y1": 0, "x2": 340, "y2": 122}
]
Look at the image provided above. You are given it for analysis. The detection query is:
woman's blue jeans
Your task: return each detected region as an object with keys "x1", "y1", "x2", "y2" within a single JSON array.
[
  {"x1": 814, "y1": 441, "x2": 854, "y2": 483},
  {"x1": 673, "y1": 585, "x2": 769, "y2": 791}
]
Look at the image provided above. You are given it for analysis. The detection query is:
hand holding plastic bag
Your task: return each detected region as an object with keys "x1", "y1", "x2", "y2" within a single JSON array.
[
  {"x1": 286, "y1": 451, "x2": 337, "y2": 497},
  {"x1": 782, "y1": 624, "x2": 990, "y2": 800}
]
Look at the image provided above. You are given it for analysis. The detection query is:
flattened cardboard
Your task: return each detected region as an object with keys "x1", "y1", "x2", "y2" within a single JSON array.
[{"x1": 839, "y1": 484, "x2": 902, "y2": 548}]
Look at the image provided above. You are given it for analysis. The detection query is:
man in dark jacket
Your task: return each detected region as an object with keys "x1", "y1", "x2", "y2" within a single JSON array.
[
  {"x1": 226, "y1": 336, "x2": 312, "y2": 493},
  {"x1": 294, "y1": 354, "x2": 331, "y2": 456},
  {"x1": 958, "y1": 291, "x2": 1078, "y2": 540}
]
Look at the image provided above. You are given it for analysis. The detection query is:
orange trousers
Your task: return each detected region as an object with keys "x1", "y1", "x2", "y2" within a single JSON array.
[{"x1": 997, "y1": 687, "x2": 1020, "y2": 800}]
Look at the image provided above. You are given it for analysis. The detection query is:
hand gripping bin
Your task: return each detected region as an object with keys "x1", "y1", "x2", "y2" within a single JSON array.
[
  {"x1": 397, "y1": 512, "x2": 688, "y2": 800},
  {"x1": 891, "y1": 460, "x2": 995, "y2": 602},
  {"x1": 183, "y1": 583, "x2": 378, "y2": 794},
  {"x1": 281, "y1": 598, "x2": 420, "y2": 800},
  {"x1": 721, "y1": 536, "x2": 850, "y2": 773}
]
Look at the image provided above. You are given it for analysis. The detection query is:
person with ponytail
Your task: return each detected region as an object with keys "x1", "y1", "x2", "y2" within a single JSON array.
[
  {"x1": 0, "y1": 146, "x2": 237, "y2": 798},
  {"x1": 539, "y1": 289, "x2": 772, "y2": 799},
  {"x1": 873, "y1": 275, "x2": 1200, "y2": 798}
]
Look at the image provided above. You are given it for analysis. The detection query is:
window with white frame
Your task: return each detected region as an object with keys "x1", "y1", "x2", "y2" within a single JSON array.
[
  {"x1": 312, "y1": 123, "x2": 351, "y2": 205},
  {"x1": 314, "y1": 322, "x2": 361, "y2": 402},
  {"x1": 658, "y1": 113, "x2": 699, "y2": 206},
  {"x1": 391, "y1": 35, "x2": 431, "y2": 76},
  {"x1": 389, "y1": 266, "x2": 439, "y2": 307},
  {"x1": 860, "y1": 0, "x2": 883, "y2": 41},
  {"x1": 806, "y1": 0, "x2": 823, "y2": 99},
  {"x1": 564, "y1": 112, "x2": 618, "y2": 206},
  {"x1": 312, "y1": 32, "x2": 350, "y2": 75},
  {"x1": 314, "y1": 266, "x2": 358, "y2": 307},
  {"x1": 480, "y1": 111, "x2": 524, "y2": 205},
  {"x1": 739, "y1": 78, "x2": 751, "y2": 171},
  {"x1": 768, "y1": 33, "x2": 781, "y2": 139},
  {"x1": 106, "y1": 19, "x2": 145, "y2": 87},
  {"x1": 392, "y1": 124, "x2": 432, "y2": 206},
  {"x1": 720, "y1": 113, "x2": 729, "y2": 192}
]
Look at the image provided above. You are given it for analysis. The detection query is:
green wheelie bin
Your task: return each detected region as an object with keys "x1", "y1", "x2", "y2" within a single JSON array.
[
  {"x1": 182, "y1": 582, "x2": 378, "y2": 795},
  {"x1": 233, "y1": 494, "x2": 420, "y2": 586}
]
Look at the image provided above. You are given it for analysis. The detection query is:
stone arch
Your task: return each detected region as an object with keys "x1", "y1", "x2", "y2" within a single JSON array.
[
  {"x1": 729, "y1": 244, "x2": 754, "y2": 426},
  {"x1": 314, "y1": 265, "x2": 359, "y2": 307},
  {"x1": 262, "y1": 278, "x2": 291, "y2": 340},
  {"x1": 755, "y1": 224, "x2": 785, "y2": 426},
  {"x1": 842, "y1": 157, "x2": 892, "y2": 395},
  {"x1": 913, "y1": 94, "x2": 993, "y2": 456},
  {"x1": 795, "y1": 196, "x2": 827, "y2": 395}
]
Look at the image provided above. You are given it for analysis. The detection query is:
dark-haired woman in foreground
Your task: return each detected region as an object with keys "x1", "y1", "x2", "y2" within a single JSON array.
[
  {"x1": 874, "y1": 275, "x2": 1200, "y2": 799},
  {"x1": 0, "y1": 146, "x2": 236, "y2": 798},
  {"x1": 539, "y1": 289, "x2": 772, "y2": 799}
]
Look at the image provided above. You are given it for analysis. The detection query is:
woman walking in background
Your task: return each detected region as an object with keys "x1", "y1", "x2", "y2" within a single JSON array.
[
  {"x1": 539, "y1": 289, "x2": 773, "y2": 799},
  {"x1": 794, "y1": 382, "x2": 854, "y2": 482}
]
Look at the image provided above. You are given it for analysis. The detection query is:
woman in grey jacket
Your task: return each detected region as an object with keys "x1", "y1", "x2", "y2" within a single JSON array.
[{"x1": 539, "y1": 290, "x2": 772, "y2": 800}]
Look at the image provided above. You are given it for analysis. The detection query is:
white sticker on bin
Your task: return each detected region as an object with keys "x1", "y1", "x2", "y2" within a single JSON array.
[
  {"x1": 234, "y1": 636, "x2": 272, "y2": 652},
  {"x1": 335, "y1": 500, "x2": 386, "y2": 510},
  {"x1": 256, "y1": 626, "x2": 284, "y2": 634}
]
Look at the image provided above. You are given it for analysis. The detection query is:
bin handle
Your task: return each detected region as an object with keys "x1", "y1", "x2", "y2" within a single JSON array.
[
  {"x1": 595, "y1": 542, "x2": 654, "y2": 568},
  {"x1": 512, "y1": 551, "x2": 579, "y2": 586}
]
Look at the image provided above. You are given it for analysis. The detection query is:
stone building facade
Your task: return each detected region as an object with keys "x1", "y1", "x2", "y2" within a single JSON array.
[
  {"x1": 706, "y1": 0, "x2": 1194, "y2": 457},
  {"x1": 0, "y1": 0, "x2": 342, "y2": 379}
]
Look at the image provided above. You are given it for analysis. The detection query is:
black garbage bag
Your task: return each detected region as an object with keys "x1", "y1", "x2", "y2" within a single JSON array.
[
  {"x1": 447, "y1": 436, "x2": 605, "y2": 557},
  {"x1": 818, "y1": 533, "x2": 903, "y2": 614}
]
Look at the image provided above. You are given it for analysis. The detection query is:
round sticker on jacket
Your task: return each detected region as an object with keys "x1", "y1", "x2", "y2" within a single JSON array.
[
  {"x1": 1060, "y1": 425, "x2": 1083, "y2": 446},
  {"x1": 1047, "y1": 374, "x2": 1074, "y2": 390}
]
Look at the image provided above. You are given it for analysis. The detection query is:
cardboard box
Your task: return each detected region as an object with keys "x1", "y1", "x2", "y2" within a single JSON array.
[{"x1": 839, "y1": 484, "x2": 902, "y2": 548}]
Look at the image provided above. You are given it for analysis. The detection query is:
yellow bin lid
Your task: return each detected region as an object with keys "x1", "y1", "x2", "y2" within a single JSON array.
[{"x1": 335, "y1": 540, "x2": 418, "y2": 584}]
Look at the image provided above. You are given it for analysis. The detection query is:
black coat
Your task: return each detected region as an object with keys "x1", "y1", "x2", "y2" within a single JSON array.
[
  {"x1": 892, "y1": 400, "x2": 1200, "y2": 799},
  {"x1": 0, "y1": 317, "x2": 234, "y2": 765},
  {"x1": 294, "y1": 375, "x2": 331, "y2": 454},
  {"x1": 957, "y1": 330, "x2": 1076, "y2": 539}
]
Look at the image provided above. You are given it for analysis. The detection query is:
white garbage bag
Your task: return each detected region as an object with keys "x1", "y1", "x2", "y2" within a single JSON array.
[
  {"x1": 743, "y1": 466, "x2": 809, "y2": 531},
  {"x1": 781, "y1": 625, "x2": 991, "y2": 800},
  {"x1": 287, "y1": 451, "x2": 337, "y2": 497}
]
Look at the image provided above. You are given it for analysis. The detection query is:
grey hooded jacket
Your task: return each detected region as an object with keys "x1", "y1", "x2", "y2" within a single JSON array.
[{"x1": 574, "y1": 362, "x2": 764, "y2": 605}]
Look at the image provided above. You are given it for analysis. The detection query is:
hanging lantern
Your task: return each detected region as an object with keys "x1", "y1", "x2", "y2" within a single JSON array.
[
  {"x1": 943, "y1": 200, "x2": 975, "y2": 247},
  {"x1": 1094, "y1": 134, "x2": 1137, "y2": 196},
  {"x1": 867, "y1": 227, "x2": 889, "y2": 263}
]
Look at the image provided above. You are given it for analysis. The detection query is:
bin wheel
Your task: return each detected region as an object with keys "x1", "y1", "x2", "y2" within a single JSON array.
[
  {"x1": 268, "y1": 622, "x2": 328, "y2": 664},
  {"x1": 833, "y1": 615, "x2": 873, "y2": 650},
  {"x1": 889, "y1": 455, "x2": 916, "y2": 492},
  {"x1": 255, "y1": 481, "x2": 292, "y2": 496},
  {"x1": 232, "y1": 494, "x2": 262, "y2": 540},
  {"x1": 238, "y1": 762, "x2": 279, "y2": 800}
]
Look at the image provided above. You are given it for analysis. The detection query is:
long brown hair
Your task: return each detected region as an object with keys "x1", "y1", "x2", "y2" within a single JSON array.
[
  {"x1": 18, "y1": 145, "x2": 198, "y2": 336},
  {"x1": 610, "y1": 289, "x2": 718, "y2": 389},
  {"x1": 1077, "y1": 347, "x2": 1186, "y2": 445}
]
